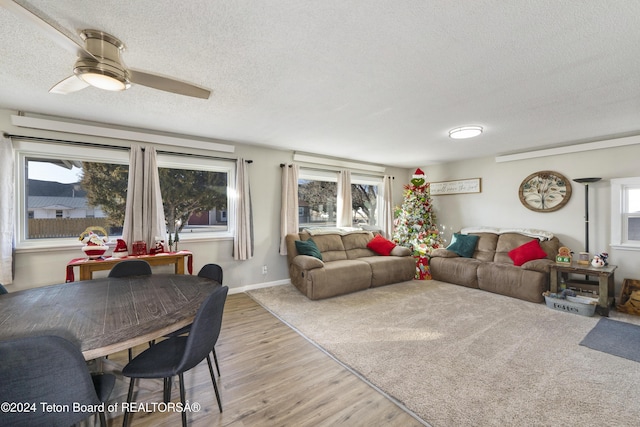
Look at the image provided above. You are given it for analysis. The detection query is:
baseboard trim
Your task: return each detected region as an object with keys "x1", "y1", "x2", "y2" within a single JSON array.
[{"x1": 228, "y1": 279, "x2": 290, "y2": 295}]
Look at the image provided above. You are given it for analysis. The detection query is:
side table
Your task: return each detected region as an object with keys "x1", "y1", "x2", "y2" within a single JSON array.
[
  {"x1": 549, "y1": 262, "x2": 617, "y2": 316},
  {"x1": 66, "y1": 251, "x2": 193, "y2": 282}
]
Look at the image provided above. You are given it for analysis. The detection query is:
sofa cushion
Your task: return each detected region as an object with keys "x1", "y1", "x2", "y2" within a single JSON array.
[
  {"x1": 342, "y1": 231, "x2": 376, "y2": 259},
  {"x1": 472, "y1": 233, "x2": 500, "y2": 262},
  {"x1": 359, "y1": 256, "x2": 416, "y2": 287},
  {"x1": 508, "y1": 239, "x2": 548, "y2": 266},
  {"x1": 305, "y1": 233, "x2": 348, "y2": 262},
  {"x1": 429, "y1": 256, "x2": 481, "y2": 288},
  {"x1": 540, "y1": 238, "x2": 560, "y2": 260},
  {"x1": 366, "y1": 234, "x2": 397, "y2": 256},
  {"x1": 521, "y1": 258, "x2": 554, "y2": 274},
  {"x1": 292, "y1": 254, "x2": 324, "y2": 270},
  {"x1": 447, "y1": 233, "x2": 479, "y2": 258},
  {"x1": 431, "y1": 248, "x2": 460, "y2": 258},
  {"x1": 305, "y1": 259, "x2": 372, "y2": 299},
  {"x1": 477, "y1": 263, "x2": 547, "y2": 303},
  {"x1": 390, "y1": 246, "x2": 412, "y2": 257},
  {"x1": 295, "y1": 239, "x2": 323, "y2": 260},
  {"x1": 494, "y1": 233, "x2": 542, "y2": 264}
]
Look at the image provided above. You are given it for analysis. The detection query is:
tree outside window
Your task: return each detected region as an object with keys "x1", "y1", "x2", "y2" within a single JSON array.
[{"x1": 25, "y1": 156, "x2": 229, "y2": 240}]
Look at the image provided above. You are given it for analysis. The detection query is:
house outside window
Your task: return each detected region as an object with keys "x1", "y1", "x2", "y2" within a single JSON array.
[
  {"x1": 23, "y1": 155, "x2": 124, "y2": 240},
  {"x1": 611, "y1": 177, "x2": 640, "y2": 250}
]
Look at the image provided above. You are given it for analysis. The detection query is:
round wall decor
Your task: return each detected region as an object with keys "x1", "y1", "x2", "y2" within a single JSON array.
[{"x1": 519, "y1": 171, "x2": 572, "y2": 212}]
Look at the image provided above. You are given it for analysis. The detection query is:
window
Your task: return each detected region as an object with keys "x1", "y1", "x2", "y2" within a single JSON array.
[
  {"x1": 298, "y1": 170, "x2": 338, "y2": 228},
  {"x1": 351, "y1": 175, "x2": 380, "y2": 226},
  {"x1": 297, "y1": 169, "x2": 382, "y2": 230},
  {"x1": 15, "y1": 139, "x2": 234, "y2": 248},
  {"x1": 611, "y1": 177, "x2": 640, "y2": 250},
  {"x1": 18, "y1": 141, "x2": 128, "y2": 243},
  {"x1": 24, "y1": 157, "x2": 127, "y2": 239},
  {"x1": 156, "y1": 153, "x2": 232, "y2": 236}
]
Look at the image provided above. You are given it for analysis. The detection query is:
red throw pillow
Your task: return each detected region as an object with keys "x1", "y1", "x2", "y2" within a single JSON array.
[
  {"x1": 367, "y1": 234, "x2": 397, "y2": 256},
  {"x1": 508, "y1": 239, "x2": 548, "y2": 266}
]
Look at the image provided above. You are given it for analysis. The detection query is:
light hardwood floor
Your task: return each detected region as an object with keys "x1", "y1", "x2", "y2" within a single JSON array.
[{"x1": 104, "y1": 293, "x2": 426, "y2": 427}]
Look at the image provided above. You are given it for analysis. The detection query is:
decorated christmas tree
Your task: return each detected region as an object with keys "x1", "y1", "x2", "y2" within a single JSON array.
[{"x1": 393, "y1": 168, "x2": 443, "y2": 257}]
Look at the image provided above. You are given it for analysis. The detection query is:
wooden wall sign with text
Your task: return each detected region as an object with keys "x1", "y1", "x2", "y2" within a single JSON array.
[{"x1": 429, "y1": 178, "x2": 481, "y2": 195}]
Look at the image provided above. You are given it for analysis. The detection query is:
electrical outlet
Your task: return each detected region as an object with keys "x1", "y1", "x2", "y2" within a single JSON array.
[{"x1": 262, "y1": 265, "x2": 268, "y2": 275}]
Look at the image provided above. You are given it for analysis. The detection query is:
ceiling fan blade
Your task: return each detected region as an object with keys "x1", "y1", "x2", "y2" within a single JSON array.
[
  {"x1": 49, "y1": 75, "x2": 89, "y2": 94},
  {"x1": 0, "y1": 0, "x2": 93, "y2": 59},
  {"x1": 129, "y1": 69, "x2": 211, "y2": 99}
]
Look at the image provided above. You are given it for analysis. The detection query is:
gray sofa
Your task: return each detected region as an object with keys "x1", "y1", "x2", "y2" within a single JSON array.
[
  {"x1": 429, "y1": 228, "x2": 561, "y2": 303},
  {"x1": 285, "y1": 230, "x2": 416, "y2": 300}
]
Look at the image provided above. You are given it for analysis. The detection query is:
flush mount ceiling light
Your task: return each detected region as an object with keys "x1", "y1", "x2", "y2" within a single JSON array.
[
  {"x1": 73, "y1": 30, "x2": 130, "y2": 91},
  {"x1": 74, "y1": 66, "x2": 130, "y2": 91},
  {"x1": 449, "y1": 126, "x2": 483, "y2": 139}
]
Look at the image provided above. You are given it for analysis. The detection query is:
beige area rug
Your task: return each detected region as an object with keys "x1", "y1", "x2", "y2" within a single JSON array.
[{"x1": 247, "y1": 280, "x2": 640, "y2": 427}]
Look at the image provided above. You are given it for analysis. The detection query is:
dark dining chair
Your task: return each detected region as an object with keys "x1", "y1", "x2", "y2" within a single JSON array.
[
  {"x1": 122, "y1": 285, "x2": 228, "y2": 427},
  {"x1": 108, "y1": 259, "x2": 153, "y2": 360},
  {"x1": 108, "y1": 259, "x2": 152, "y2": 277},
  {"x1": 0, "y1": 335, "x2": 115, "y2": 427},
  {"x1": 198, "y1": 263, "x2": 223, "y2": 284},
  {"x1": 166, "y1": 264, "x2": 224, "y2": 376}
]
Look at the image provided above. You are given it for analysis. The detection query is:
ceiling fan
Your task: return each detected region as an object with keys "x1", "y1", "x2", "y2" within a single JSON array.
[{"x1": 0, "y1": 0, "x2": 211, "y2": 99}]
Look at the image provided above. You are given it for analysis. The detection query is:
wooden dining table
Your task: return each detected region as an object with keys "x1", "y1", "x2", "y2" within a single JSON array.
[{"x1": 0, "y1": 274, "x2": 220, "y2": 360}]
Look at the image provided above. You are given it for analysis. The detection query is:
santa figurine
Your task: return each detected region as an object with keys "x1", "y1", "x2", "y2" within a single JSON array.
[
  {"x1": 112, "y1": 239, "x2": 129, "y2": 258},
  {"x1": 150, "y1": 238, "x2": 166, "y2": 255}
]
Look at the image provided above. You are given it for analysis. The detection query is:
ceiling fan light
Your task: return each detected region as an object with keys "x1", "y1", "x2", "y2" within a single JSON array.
[
  {"x1": 77, "y1": 70, "x2": 129, "y2": 91},
  {"x1": 449, "y1": 126, "x2": 483, "y2": 139}
]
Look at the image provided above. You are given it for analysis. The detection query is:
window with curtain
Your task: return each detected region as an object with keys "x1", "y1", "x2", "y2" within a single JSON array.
[
  {"x1": 25, "y1": 157, "x2": 127, "y2": 239},
  {"x1": 611, "y1": 177, "x2": 640, "y2": 249},
  {"x1": 298, "y1": 169, "x2": 338, "y2": 228},
  {"x1": 15, "y1": 139, "x2": 235, "y2": 246},
  {"x1": 297, "y1": 168, "x2": 382, "y2": 229},
  {"x1": 156, "y1": 153, "x2": 233, "y2": 238},
  {"x1": 351, "y1": 175, "x2": 380, "y2": 226}
]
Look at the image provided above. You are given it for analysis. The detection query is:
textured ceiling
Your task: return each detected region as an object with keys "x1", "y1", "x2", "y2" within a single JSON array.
[{"x1": 1, "y1": 1, "x2": 640, "y2": 167}]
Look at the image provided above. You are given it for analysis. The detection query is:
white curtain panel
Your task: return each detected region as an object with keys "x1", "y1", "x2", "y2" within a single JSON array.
[
  {"x1": 336, "y1": 169, "x2": 352, "y2": 228},
  {"x1": 279, "y1": 163, "x2": 299, "y2": 255},
  {"x1": 121, "y1": 145, "x2": 167, "y2": 252},
  {"x1": 380, "y1": 175, "x2": 394, "y2": 238},
  {"x1": 233, "y1": 158, "x2": 253, "y2": 260},
  {"x1": 0, "y1": 136, "x2": 15, "y2": 285}
]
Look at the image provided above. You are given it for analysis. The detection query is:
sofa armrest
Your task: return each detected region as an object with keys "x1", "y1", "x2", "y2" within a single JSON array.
[
  {"x1": 292, "y1": 255, "x2": 324, "y2": 270},
  {"x1": 430, "y1": 248, "x2": 459, "y2": 258},
  {"x1": 521, "y1": 259, "x2": 553, "y2": 273},
  {"x1": 390, "y1": 246, "x2": 412, "y2": 257}
]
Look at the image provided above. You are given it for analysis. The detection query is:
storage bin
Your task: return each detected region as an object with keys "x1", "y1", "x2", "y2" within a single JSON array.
[{"x1": 544, "y1": 294, "x2": 596, "y2": 317}]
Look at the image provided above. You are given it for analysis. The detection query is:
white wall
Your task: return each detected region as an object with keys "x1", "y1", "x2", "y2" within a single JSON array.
[
  {"x1": 1, "y1": 109, "x2": 410, "y2": 292},
  {"x1": 423, "y1": 142, "x2": 640, "y2": 294}
]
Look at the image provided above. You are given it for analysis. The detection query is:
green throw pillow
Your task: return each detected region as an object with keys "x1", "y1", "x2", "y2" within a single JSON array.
[
  {"x1": 295, "y1": 239, "x2": 323, "y2": 260},
  {"x1": 446, "y1": 233, "x2": 479, "y2": 258}
]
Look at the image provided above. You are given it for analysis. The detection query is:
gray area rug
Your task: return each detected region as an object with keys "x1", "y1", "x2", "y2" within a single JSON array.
[
  {"x1": 580, "y1": 317, "x2": 640, "y2": 363},
  {"x1": 248, "y1": 281, "x2": 640, "y2": 427}
]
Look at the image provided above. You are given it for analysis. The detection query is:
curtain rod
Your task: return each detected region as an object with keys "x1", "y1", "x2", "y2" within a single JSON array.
[
  {"x1": 280, "y1": 163, "x2": 392, "y2": 179},
  {"x1": 4, "y1": 132, "x2": 252, "y2": 163}
]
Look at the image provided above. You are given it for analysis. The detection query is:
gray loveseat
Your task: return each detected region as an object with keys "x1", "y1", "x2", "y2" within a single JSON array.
[
  {"x1": 285, "y1": 230, "x2": 416, "y2": 300},
  {"x1": 429, "y1": 227, "x2": 561, "y2": 303}
]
